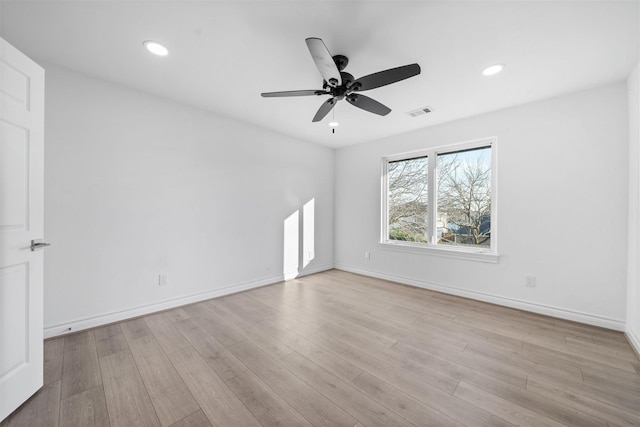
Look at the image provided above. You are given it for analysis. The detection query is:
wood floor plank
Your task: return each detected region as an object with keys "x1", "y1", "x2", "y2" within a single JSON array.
[
  {"x1": 61, "y1": 331, "x2": 102, "y2": 399},
  {"x1": 523, "y1": 341, "x2": 639, "y2": 377},
  {"x1": 266, "y1": 293, "x2": 401, "y2": 350},
  {"x1": 526, "y1": 376, "x2": 640, "y2": 427},
  {"x1": 171, "y1": 317, "x2": 248, "y2": 381},
  {"x1": 453, "y1": 381, "x2": 566, "y2": 427},
  {"x1": 43, "y1": 337, "x2": 64, "y2": 385},
  {"x1": 455, "y1": 364, "x2": 608, "y2": 427},
  {"x1": 313, "y1": 323, "x2": 461, "y2": 393},
  {"x1": 553, "y1": 318, "x2": 630, "y2": 343},
  {"x1": 257, "y1": 312, "x2": 501, "y2": 426},
  {"x1": 203, "y1": 299, "x2": 295, "y2": 360},
  {"x1": 0, "y1": 381, "x2": 61, "y2": 427},
  {"x1": 266, "y1": 327, "x2": 364, "y2": 383},
  {"x1": 126, "y1": 335, "x2": 200, "y2": 427},
  {"x1": 120, "y1": 318, "x2": 152, "y2": 341},
  {"x1": 527, "y1": 371, "x2": 640, "y2": 415},
  {"x1": 350, "y1": 371, "x2": 463, "y2": 426},
  {"x1": 311, "y1": 326, "x2": 458, "y2": 393},
  {"x1": 581, "y1": 365, "x2": 640, "y2": 393},
  {"x1": 168, "y1": 410, "x2": 211, "y2": 427},
  {"x1": 225, "y1": 369, "x2": 313, "y2": 427},
  {"x1": 392, "y1": 340, "x2": 528, "y2": 389},
  {"x1": 463, "y1": 342, "x2": 584, "y2": 384},
  {"x1": 241, "y1": 292, "x2": 326, "y2": 336},
  {"x1": 99, "y1": 350, "x2": 160, "y2": 427},
  {"x1": 566, "y1": 336, "x2": 640, "y2": 362},
  {"x1": 412, "y1": 317, "x2": 525, "y2": 353},
  {"x1": 226, "y1": 339, "x2": 357, "y2": 427},
  {"x1": 352, "y1": 371, "x2": 514, "y2": 427},
  {"x1": 583, "y1": 371, "x2": 640, "y2": 402},
  {"x1": 204, "y1": 295, "x2": 363, "y2": 383},
  {"x1": 163, "y1": 308, "x2": 191, "y2": 323},
  {"x1": 389, "y1": 338, "x2": 598, "y2": 426},
  {"x1": 590, "y1": 334, "x2": 638, "y2": 353},
  {"x1": 167, "y1": 347, "x2": 261, "y2": 427},
  {"x1": 203, "y1": 298, "x2": 296, "y2": 360},
  {"x1": 144, "y1": 313, "x2": 191, "y2": 355},
  {"x1": 59, "y1": 385, "x2": 110, "y2": 427},
  {"x1": 181, "y1": 303, "x2": 246, "y2": 348},
  {"x1": 282, "y1": 351, "x2": 415, "y2": 427},
  {"x1": 93, "y1": 324, "x2": 128, "y2": 358}
]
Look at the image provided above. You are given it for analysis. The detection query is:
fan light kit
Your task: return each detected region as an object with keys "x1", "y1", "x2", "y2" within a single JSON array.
[
  {"x1": 143, "y1": 41, "x2": 169, "y2": 56},
  {"x1": 328, "y1": 121, "x2": 339, "y2": 127},
  {"x1": 482, "y1": 64, "x2": 504, "y2": 76},
  {"x1": 261, "y1": 37, "x2": 421, "y2": 124}
]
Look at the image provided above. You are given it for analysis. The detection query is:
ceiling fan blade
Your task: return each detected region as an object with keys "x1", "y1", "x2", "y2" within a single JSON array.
[
  {"x1": 305, "y1": 37, "x2": 342, "y2": 88},
  {"x1": 261, "y1": 90, "x2": 327, "y2": 98},
  {"x1": 346, "y1": 94, "x2": 391, "y2": 116},
  {"x1": 312, "y1": 97, "x2": 337, "y2": 122},
  {"x1": 352, "y1": 63, "x2": 421, "y2": 91}
]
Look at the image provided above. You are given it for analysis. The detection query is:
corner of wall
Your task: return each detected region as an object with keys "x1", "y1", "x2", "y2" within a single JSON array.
[{"x1": 627, "y1": 61, "x2": 640, "y2": 356}]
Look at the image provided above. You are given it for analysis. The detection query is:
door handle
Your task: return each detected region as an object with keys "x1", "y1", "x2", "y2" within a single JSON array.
[{"x1": 30, "y1": 239, "x2": 51, "y2": 251}]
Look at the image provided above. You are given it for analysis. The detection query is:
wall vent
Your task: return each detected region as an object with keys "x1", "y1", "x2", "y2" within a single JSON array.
[{"x1": 407, "y1": 106, "x2": 433, "y2": 117}]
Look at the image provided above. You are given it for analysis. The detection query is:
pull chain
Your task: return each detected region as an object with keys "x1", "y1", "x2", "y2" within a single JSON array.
[{"x1": 332, "y1": 108, "x2": 336, "y2": 134}]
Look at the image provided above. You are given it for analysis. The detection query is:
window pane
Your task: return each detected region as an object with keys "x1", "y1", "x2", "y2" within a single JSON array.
[
  {"x1": 437, "y1": 146, "x2": 491, "y2": 248},
  {"x1": 387, "y1": 156, "x2": 428, "y2": 242}
]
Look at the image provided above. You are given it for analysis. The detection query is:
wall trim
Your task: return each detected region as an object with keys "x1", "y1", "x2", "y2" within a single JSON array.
[
  {"x1": 43, "y1": 264, "x2": 333, "y2": 339},
  {"x1": 335, "y1": 264, "x2": 626, "y2": 332},
  {"x1": 626, "y1": 329, "x2": 640, "y2": 359}
]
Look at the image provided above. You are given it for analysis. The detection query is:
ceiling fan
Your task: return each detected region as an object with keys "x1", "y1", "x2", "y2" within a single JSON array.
[{"x1": 261, "y1": 37, "x2": 421, "y2": 122}]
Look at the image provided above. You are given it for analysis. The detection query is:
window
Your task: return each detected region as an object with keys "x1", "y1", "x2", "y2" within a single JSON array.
[
  {"x1": 382, "y1": 138, "x2": 497, "y2": 260},
  {"x1": 387, "y1": 156, "x2": 428, "y2": 243}
]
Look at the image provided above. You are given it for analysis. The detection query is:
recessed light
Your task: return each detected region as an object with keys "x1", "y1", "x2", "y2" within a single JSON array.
[
  {"x1": 328, "y1": 121, "x2": 339, "y2": 127},
  {"x1": 482, "y1": 64, "x2": 504, "y2": 76},
  {"x1": 143, "y1": 41, "x2": 169, "y2": 56}
]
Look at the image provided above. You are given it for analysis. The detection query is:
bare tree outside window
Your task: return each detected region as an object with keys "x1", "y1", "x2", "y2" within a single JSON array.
[
  {"x1": 436, "y1": 147, "x2": 491, "y2": 247},
  {"x1": 387, "y1": 156, "x2": 428, "y2": 242}
]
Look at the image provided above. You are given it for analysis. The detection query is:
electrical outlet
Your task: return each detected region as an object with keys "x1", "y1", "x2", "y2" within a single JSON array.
[
  {"x1": 525, "y1": 275, "x2": 536, "y2": 287},
  {"x1": 159, "y1": 273, "x2": 169, "y2": 286},
  {"x1": 364, "y1": 251, "x2": 370, "y2": 260}
]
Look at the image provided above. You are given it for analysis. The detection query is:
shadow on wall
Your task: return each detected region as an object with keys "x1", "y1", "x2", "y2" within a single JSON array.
[{"x1": 284, "y1": 198, "x2": 315, "y2": 279}]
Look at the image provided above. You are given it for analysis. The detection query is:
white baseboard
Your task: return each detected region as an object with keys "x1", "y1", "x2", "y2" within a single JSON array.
[
  {"x1": 626, "y1": 328, "x2": 640, "y2": 359},
  {"x1": 44, "y1": 264, "x2": 333, "y2": 339},
  {"x1": 335, "y1": 264, "x2": 626, "y2": 332}
]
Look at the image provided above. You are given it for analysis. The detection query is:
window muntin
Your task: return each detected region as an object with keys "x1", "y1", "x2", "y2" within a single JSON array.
[{"x1": 383, "y1": 139, "x2": 496, "y2": 255}]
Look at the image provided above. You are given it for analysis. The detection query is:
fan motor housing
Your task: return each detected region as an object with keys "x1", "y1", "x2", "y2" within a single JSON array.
[
  {"x1": 322, "y1": 71, "x2": 354, "y2": 93},
  {"x1": 333, "y1": 54, "x2": 349, "y2": 71}
]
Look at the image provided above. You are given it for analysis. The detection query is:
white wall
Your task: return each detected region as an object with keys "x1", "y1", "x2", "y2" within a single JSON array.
[
  {"x1": 627, "y1": 62, "x2": 640, "y2": 351},
  {"x1": 335, "y1": 83, "x2": 629, "y2": 330},
  {"x1": 41, "y1": 64, "x2": 635, "y2": 336},
  {"x1": 43, "y1": 65, "x2": 334, "y2": 336}
]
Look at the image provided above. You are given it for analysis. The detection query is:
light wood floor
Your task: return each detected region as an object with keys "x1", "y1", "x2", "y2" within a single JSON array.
[{"x1": 3, "y1": 269, "x2": 640, "y2": 427}]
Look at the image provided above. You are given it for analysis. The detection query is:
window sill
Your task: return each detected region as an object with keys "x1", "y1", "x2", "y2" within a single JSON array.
[{"x1": 379, "y1": 241, "x2": 499, "y2": 263}]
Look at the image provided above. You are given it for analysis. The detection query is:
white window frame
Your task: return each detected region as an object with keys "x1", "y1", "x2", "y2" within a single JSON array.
[{"x1": 380, "y1": 137, "x2": 499, "y2": 263}]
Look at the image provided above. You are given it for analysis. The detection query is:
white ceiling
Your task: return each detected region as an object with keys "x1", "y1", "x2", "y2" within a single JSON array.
[{"x1": 1, "y1": 1, "x2": 638, "y2": 148}]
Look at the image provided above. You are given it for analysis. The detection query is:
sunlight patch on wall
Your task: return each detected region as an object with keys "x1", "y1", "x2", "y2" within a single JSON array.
[
  {"x1": 283, "y1": 210, "x2": 299, "y2": 280},
  {"x1": 303, "y1": 198, "x2": 315, "y2": 267},
  {"x1": 283, "y1": 198, "x2": 316, "y2": 280}
]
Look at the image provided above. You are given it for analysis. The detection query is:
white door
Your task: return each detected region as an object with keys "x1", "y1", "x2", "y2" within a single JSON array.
[{"x1": 0, "y1": 37, "x2": 46, "y2": 421}]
